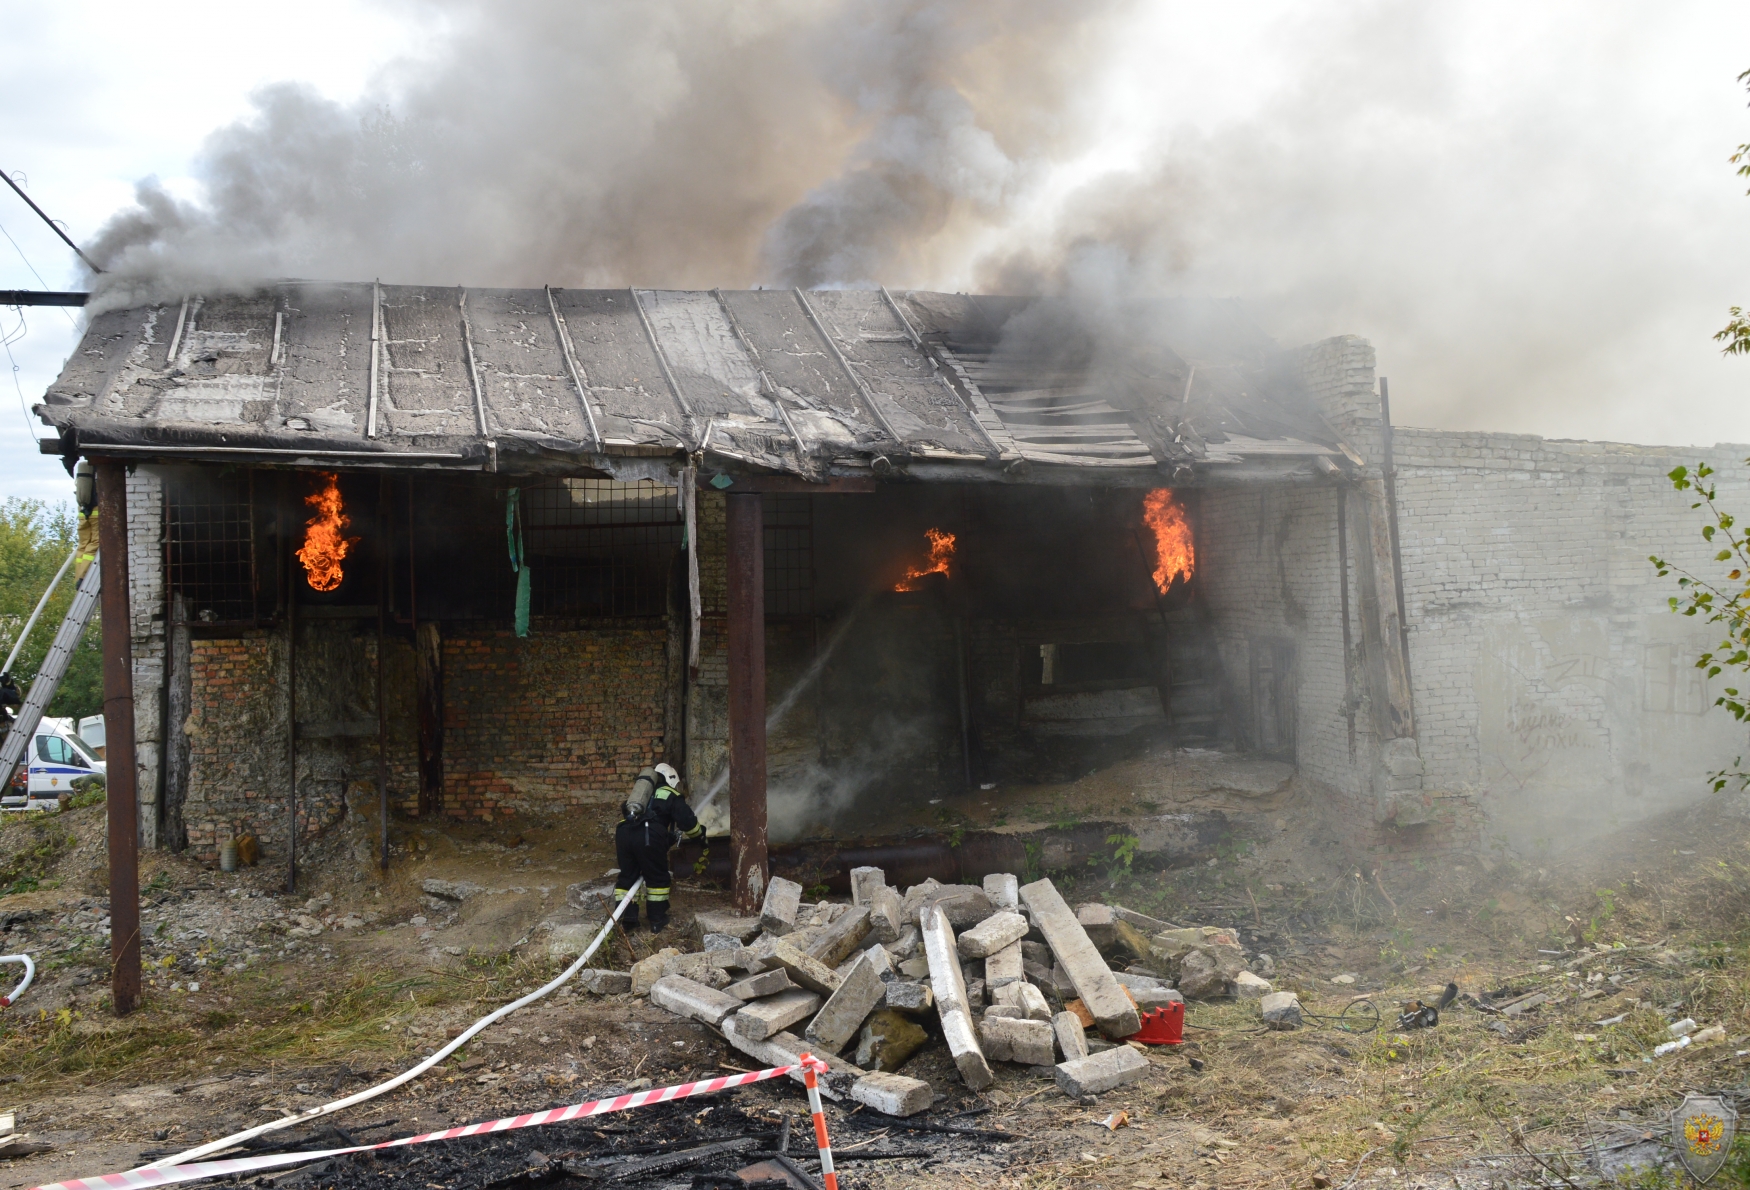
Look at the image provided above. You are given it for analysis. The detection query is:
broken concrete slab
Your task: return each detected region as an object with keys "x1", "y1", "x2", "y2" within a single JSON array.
[
  {"x1": 725, "y1": 969, "x2": 795, "y2": 1002},
  {"x1": 889, "y1": 923, "x2": 921, "y2": 958},
  {"x1": 766, "y1": 940, "x2": 843, "y2": 997},
  {"x1": 850, "y1": 866, "x2": 887, "y2": 908},
  {"x1": 760, "y1": 877, "x2": 804, "y2": 935},
  {"x1": 577, "y1": 968, "x2": 632, "y2": 995},
  {"x1": 995, "y1": 980, "x2": 1051, "y2": 1021},
  {"x1": 702, "y1": 932, "x2": 740, "y2": 951},
  {"x1": 1131, "y1": 986, "x2": 1185, "y2": 1010},
  {"x1": 650, "y1": 975, "x2": 743, "y2": 1028},
  {"x1": 848, "y1": 1070, "x2": 933, "y2": 1117},
  {"x1": 720, "y1": 1018, "x2": 859, "y2": 1101},
  {"x1": 1020, "y1": 878, "x2": 1140, "y2": 1039},
  {"x1": 806, "y1": 952, "x2": 888, "y2": 1055},
  {"x1": 422, "y1": 878, "x2": 484, "y2": 901},
  {"x1": 729, "y1": 988, "x2": 823, "y2": 1042},
  {"x1": 965, "y1": 976, "x2": 986, "y2": 1008},
  {"x1": 885, "y1": 980, "x2": 934, "y2": 1014},
  {"x1": 1260, "y1": 991, "x2": 1303, "y2": 1029},
  {"x1": 982, "y1": 872, "x2": 1019, "y2": 910},
  {"x1": 806, "y1": 906, "x2": 871, "y2": 969},
  {"x1": 1076, "y1": 903, "x2": 1119, "y2": 947},
  {"x1": 868, "y1": 887, "x2": 904, "y2": 943},
  {"x1": 921, "y1": 905, "x2": 995, "y2": 1091},
  {"x1": 1021, "y1": 940, "x2": 1052, "y2": 968},
  {"x1": 1234, "y1": 971, "x2": 1273, "y2": 999},
  {"x1": 631, "y1": 948, "x2": 684, "y2": 996},
  {"x1": 1176, "y1": 946, "x2": 1245, "y2": 1000},
  {"x1": 983, "y1": 1005, "x2": 1025, "y2": 1020},
  {"x1": 1113, "y1": 971, "x2": 1164, "y2": 991},
  {"x1": 855, "y1": 1009, "x2": 929, "y2": 1072},
  {"x1": 985, "y1": 940, "x2": 1023, "y2": 989},
  {"x1": 897, "y1": 956, "x2": 930, "y2": 980},
  {"x1": 957, "y1": 911, "x2": 1029, "y2": 960},
  {"x1": 1152, "y1": 925, "x2": 1241, "y2": 952},
  {"x1": 916, "y1": 885, "x2": 997, "y2": 929},
  {"x1": 900, "y1": 878, "x2": 943, "y2": 921},
  {"x1": 1112, "y1": 906, "x2": 1174, "y2": 934},
  {"x1": 978, "y1": 1016, "x2": 1056, "y2": 1065},
  {"x1": 694, "y1": 911, "x2": 763, "y2": 943},
  {"x1": 1052, "y1": 1010, "x2": 1090, "y2": 1062},
  {"x1": 1055, "y1": 1045, "x2": 1149, "y2": 1097}
]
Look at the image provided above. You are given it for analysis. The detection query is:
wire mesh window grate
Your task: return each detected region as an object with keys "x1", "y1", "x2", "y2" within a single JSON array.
[
  {"x1": 764, "y1": 495, "x2": 813, "y2": 618},
  {"x1": 165, "y1": 471, "x2": 257, "y2": 623},
  {"x1": 523, "y1": 479, "x2": 683, "y2": 617}
]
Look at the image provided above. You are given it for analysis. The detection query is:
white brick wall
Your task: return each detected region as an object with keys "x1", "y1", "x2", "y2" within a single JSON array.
[{"x1": 126, "y1": 468, "x2": 164, "y2": 848}]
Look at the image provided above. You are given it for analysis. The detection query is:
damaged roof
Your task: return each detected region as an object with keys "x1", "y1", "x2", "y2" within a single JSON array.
[{"x1": 37, "y1": 283, "x2": 1345, "y2": 484}]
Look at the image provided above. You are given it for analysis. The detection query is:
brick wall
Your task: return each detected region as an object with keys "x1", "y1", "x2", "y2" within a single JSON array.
[{"x1": 182, "y1": 634, "x2": 287, "y2": 859}]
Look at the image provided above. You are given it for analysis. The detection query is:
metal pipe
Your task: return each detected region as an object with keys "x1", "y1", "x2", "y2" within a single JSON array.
[
  {"x1": 2, "y1": 545, "x2": 76, "y2": 675},
  {"x1": 95, "y1": 459, "x2": 140, "y2": 1016},
  {"x1": 1378, "y1": 378, "x2": 1415, "y2": 730},
  {"x1": 725, "y1": 491, "x2": 768, "y2": 912},
  {"x1": 0, "y1": 953, "x2": 33, "y2": 1007}
]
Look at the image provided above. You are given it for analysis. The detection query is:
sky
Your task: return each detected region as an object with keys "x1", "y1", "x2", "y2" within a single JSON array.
[{"x1": 1, "y1": 0, "x2": 1746, "y2": 507}]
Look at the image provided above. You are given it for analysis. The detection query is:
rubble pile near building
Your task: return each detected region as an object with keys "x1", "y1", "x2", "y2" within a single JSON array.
[{"x1": 586, "y1": 869, "x2": 1278, "y2": 1115}]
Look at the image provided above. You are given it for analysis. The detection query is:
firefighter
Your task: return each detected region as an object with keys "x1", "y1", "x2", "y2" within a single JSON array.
[{"x1": 613, "y1": 762, "x2": 702, "y2": 934}]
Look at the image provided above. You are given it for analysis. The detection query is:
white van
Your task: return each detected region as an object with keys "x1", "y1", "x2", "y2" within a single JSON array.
[{"x1": 1, "y1": 718, "x2": 106, "y2": 812}]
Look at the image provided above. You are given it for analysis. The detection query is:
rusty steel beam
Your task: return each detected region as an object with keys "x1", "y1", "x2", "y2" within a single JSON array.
[
  {"x1": 725, "y1": 491, "x2": 768, "y2": 912},
  {"x1": 95, "y1": 459, "x2": 140, "y2": 1015}
]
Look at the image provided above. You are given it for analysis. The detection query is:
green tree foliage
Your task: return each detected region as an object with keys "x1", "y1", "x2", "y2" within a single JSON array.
[
  {"x1": 1715, "y1": 70, "x2": 1750, "y2": 356},
  {"x1": 0, "y1": 499, "x2": 102, "y2": 722}
]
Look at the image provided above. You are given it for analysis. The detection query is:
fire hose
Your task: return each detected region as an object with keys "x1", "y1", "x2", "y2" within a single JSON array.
[
  {"x1": 153, "y1": 777, "x2": 732, "y2": 1170},
  {"x1": 1, "y1": 953, "x2": 34, "y2": 1007}
]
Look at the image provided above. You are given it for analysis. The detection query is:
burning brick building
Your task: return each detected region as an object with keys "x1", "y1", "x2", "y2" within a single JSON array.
[{"x1": 33, "y1": 284, "x2": 1750, "y2": 897}]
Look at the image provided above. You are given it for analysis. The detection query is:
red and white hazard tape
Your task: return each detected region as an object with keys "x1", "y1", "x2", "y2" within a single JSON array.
[{"x1": 32, "y1": 1055, "x2": 834, "y2": 1190}]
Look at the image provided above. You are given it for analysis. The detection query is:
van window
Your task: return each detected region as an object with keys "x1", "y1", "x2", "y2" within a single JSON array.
[
  {"x1": 37, "y1": 736, "x2": 78, "y2": 766},
  {"x1": 66, "y1": 735, "x2": 100, "y2": 766}
]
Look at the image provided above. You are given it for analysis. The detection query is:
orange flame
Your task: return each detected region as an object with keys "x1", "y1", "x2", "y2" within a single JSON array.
[
  {"x1": 1143, "y1": 489, "x2": 1194, "y2": 592},
  {"x1": 296, "y1": 473, "x2": 358, "y2": 592},
  {"x1": 894, "y1": 527, "x2": 957, "y2": 591}
]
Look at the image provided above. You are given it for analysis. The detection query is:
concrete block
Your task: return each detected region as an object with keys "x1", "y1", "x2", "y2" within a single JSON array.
[
  {"x1": 807, "y1": 953, "x2": 888, "y2": 1055},
  {"x1": 766, "y1": 940, "x2": 842, "y2": 996},
  {"x1": 701, "y1": 932, "x2": 740, "y2": 951},
  {"x1": 965, "y1": 977, "x2": 986, "y2": 1008},
  {"x1": 897, "y1": 956, "x2": 931, "y2": 979},
  {"x1": 1015, "y1": 981, "x2": 1052, "y2": 1021},
  {"x1": 1113, "y1": 971, "x2": 1164, "y2": 992},
  {"x1": 1112, "y1": 906, "x2": 1173, "y2": 934},
  {"x1": 577, "y1": 968, "x2": 632, "y2": 995},
  {"x1": 900, "y1": 878, "x2": 942, "y2": 921},
  {"x1": 760, "y1": 877, "x2": 804, "y2": 935},
  {"x1": 1021, "y1": 941, "x2": 1053, "y2": 968},
  {"x1": 1234, "y1": 971, "x2": 1273, "y2": 999},
  {"x1": 848, "y1": 1070, "x2": 933, "y2": 1117},
  {"x1": 1131, "y1": 986, "x2": 1184, "y2": 1010},
  {"x1": 884, "y1": 980, "x2": 934, "y2": 1014},
  {"x1": 985, "y1": 940, "x2": 1024, "y2": 989},
  {"x1": 916, "y1": 884, "x2": 997, "y2": 928},
  {"x1": 631, "y1": 948, "x2": 683, "y2": 996},
  {"x1": 807, "y1": 906, "x2": 872, "y2": 969},
  {"x1": 869, "y1": 887, "x2": 904, "y2": 943},
  {"x1": 650, "y1": 974, "x2": 743, "y2": 1028},
  {"x1": 1076, "y1": 902, "x2": 1118, "y2": 947},
  {"x1": 1054, "y1": 1045, "x2": 1149, "y2": 1097},
  {"x1": 729, "y1": 988, "x2": 823, "y2": 1042},
  {"x1": 694, "y1": 911, "x2": 763, "y2": 943},
  {"x1": 850, "y1": 866, "x2": 887, "y2": 908},
  {"x1": 855, "y1": 1008, "x2": 929, "y2": 1072},
  {"x1": 982, "y1": 872, "x2": 1019, "y2": 910},
  {"x1": 1052, "y1": 1011, "x2": 1089, "y2": 1062},
  {"x1": 957, "y1": 911, "x2": 1029, "y2": 960},
  {"x1": 983, "y1": 1004, "x2": 1025, "y2": 1020},
  {"x1": 721, "y1": 1017, "x2": 860, "y2": 1101},
  {"x1": 979, "y1": 1016, "x2": 1056, "y2": 1065},
  {"x1": 1020, "y1": 878, "x2": 1140, "y2": 1039},
  {"x1": 725, "y1": 969, "x2": 795, "y2": 1001},
  {"x1": 1260, "y1": 992, "x2": 1302, "y2": 1029},
  {"x1": 920, "y1": 905, "x2": 995, "y2": 1091}
]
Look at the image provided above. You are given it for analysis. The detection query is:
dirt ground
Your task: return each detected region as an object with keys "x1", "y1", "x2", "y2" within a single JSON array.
[{"x1": 7, "y1": 770, "x2": 1750, "y2": 1189}]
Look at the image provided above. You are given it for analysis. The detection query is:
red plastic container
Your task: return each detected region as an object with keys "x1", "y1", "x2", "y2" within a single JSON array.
[{"x1": 1128, "y1": 1001, "x2": 1185, "y2": 1045}]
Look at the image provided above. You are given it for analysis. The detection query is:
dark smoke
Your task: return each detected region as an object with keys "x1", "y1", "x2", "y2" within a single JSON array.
[{"x1": 86, "y1": 0, "x2": 1129, "y2": 310}]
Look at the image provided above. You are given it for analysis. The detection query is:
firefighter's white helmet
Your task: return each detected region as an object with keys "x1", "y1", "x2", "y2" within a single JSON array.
[{"x1": 653, "y1": 762, "x2": 681, "y2": 789}]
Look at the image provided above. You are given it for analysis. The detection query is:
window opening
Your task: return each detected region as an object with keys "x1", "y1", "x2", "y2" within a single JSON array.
[
  {"x1": 165, "y1": 469, "x2": 258, "y2": 624},
  {"x1": 764, "y1": 495, "x2": 814, "y2": 618},
  {"x1": 522, "y1": 479, "x2": 683, "y2": 617}
]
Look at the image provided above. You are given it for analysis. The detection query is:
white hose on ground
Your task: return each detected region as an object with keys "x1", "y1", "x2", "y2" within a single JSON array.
[{"x1": 0, "y1": 952, "x2": 34, "y2": 1007}]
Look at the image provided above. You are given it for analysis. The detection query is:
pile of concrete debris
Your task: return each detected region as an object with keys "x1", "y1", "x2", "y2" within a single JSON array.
[{"x1": 579, "y1": 871, "x2": 1279, "y2": 1118}]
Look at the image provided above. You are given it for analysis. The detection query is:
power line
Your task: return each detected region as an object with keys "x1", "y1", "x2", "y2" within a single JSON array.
[
  {"x1": 1, "y1": 306, "x2": 45, "y2": 444},
  {"x1": 0, "y1": 219, "x2": 77, "y2": 327},
  {"x1": 1, "y1": 170, "x2": 103, "y2": 274}
]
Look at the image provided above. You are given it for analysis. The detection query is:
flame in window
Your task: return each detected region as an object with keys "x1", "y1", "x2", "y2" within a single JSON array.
[
  {"x1": 894, "y1": 528, "x2": 957, "y2": 591},
  {"x1": 1143, "y1": 489, "x2": 1194, "y2": 592},
  {"x1": 297, "y1": 472, "x2": 358, "y2": 592}
]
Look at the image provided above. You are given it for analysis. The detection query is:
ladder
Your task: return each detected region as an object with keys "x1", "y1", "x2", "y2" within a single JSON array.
[{"x1": 0, "y1": 555, "x2": 102, "y2": 785}]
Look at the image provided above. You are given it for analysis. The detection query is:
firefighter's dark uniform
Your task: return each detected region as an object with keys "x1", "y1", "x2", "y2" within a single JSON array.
[{"x1": 613, "y1": 782, "x2": 702, "y2": 932}]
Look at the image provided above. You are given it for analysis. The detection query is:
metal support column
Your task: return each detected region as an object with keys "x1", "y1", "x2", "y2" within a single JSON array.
[
  {"x1": 725, "y1": 491, "x2": 769, "y2": 912},
  {"x1": 96, "y1": 459, "x2": 141, "y2": 1016}
]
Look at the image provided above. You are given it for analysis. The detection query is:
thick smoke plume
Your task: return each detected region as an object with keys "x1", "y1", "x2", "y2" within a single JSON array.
[{"x1": 87, "y1": 0, "x2": 1126, "y2": 309}]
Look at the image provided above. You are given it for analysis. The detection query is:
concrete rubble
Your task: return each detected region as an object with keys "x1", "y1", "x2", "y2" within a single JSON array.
[{"x1": 622, "y1": 873, "x2": 1238, "y2": 1111}]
